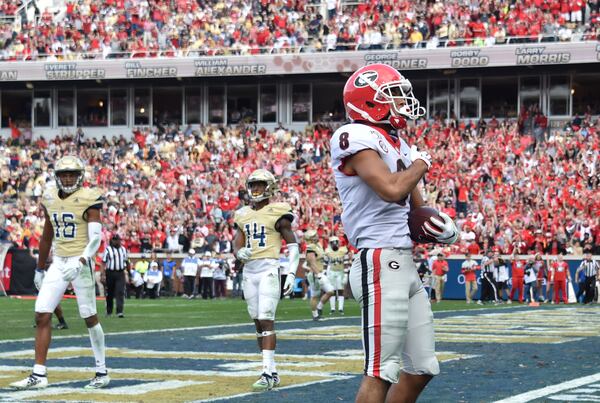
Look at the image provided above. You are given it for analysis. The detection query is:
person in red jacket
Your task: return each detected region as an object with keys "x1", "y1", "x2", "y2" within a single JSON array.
[
  {"x1": 551, "y1": 254, "x2": 571, "y2": 304},
  {"x1": 509, "y1": 251, "x2": 525, "y2": 303}
]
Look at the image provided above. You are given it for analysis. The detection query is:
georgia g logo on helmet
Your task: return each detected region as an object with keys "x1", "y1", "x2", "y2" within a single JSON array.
[
  {"x1": 54, "y1": 156, "x2": 85, "y2": 194},
  {"x1": 353, "y1": 71, "x2": 379, "y2": 88}
]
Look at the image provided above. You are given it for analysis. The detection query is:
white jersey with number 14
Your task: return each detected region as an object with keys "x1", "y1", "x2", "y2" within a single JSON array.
[{"x1": 330, "y1": 123, "x2": 413, "y2": 250}]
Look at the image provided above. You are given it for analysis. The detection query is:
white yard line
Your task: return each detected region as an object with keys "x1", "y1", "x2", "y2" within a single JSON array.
[
  {"x1": 493, "y1": 373, "x2": 600, "y2": 403},
  {"x1": 0, "y1": 316, "x2": 359, "y2": 345},
  {"x1": 189, "y1": 375, "x2": 354, "y2": 403}
]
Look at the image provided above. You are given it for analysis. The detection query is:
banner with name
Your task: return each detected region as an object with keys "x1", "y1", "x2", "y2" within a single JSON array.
[{"x1": 0, "y1": 42, "x2": 597, "y2": 82}]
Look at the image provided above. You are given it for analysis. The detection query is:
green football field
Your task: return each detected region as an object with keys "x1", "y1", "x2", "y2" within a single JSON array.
[{"x1": 0, "y1": 296, "x2": 501, "y2": 341}]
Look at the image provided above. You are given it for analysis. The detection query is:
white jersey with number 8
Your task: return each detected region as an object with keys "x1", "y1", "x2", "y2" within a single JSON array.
[{"x1": 330, "y1": 123, "x2": 413, "y2": 250}]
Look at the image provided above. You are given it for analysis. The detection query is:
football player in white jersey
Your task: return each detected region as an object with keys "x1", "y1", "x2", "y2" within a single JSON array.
[
  {"x1": 11, "y1": 156, "x2": 109, "y2": 390},
  {"x1": 233, "y1": 169, "x2": 300, "y2": 391},
  {"x1": 330, "y1": 64, "x2": 458, "y2": 402}
]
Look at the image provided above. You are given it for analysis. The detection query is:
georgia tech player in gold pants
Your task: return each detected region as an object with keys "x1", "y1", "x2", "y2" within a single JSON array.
[{"x1": 11, "y1": 156, "x2": 109, "y2": 390}]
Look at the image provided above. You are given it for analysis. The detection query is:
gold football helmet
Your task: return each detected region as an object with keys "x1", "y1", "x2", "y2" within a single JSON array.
[
  {"x1": 304, "y1": 229, "x2": 318, "y2": 243},
  {"x1": 54, "y1": 156, "x2": 85, "y2": 194},
  {"x1": 246, "y1": 169, "x2": 278, "y2": 202}
]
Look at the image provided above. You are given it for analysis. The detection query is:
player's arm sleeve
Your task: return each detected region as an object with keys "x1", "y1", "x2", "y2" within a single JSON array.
[
  {"x1": 82, "y1": 221, "x2": 102, "y2": 260},
  {"x1": 287, "y1": 243, "x2": 300, "y2": 277}
]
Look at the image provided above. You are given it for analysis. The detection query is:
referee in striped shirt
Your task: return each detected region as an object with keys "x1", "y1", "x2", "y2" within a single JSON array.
[
  {"x1": 102, "y1": 234, "x2": 129, "y2": 317},
  {"x1": 577, "y1": 253, "x2": 600, "y2": 304}
]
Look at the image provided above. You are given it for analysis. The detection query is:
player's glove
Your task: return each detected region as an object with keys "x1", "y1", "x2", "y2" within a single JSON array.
[
  {"x1": 423, "y1": 211, "x2": 459, "y2": 244},
  {"x1": 236, "y1": 247, "x2": 252, "y2": 263},
  {"x1": 410, "y1": 145, "x2": 432, "y2": 169},
  {"x1": 283, "y1": 273, "x2": 296, "y2": 296},
  {"x1": 61, "y1": 261, "x2": 84, "y2": 282},
  {"x1": 34, "y1": 269, "x2": 45, "y2": 291}
]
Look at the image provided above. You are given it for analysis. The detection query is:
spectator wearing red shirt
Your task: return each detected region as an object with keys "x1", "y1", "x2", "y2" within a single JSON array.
[
  {"x1": 551, "y1": 255, "x2": 571, "y2": 304},
  {"x1": 432, "y1": 253, "x2": 449, "y2": 303},
  {"x1": 461, "y1": 253, "x2": 479, "y2": 303},
  {"x1": 509, "y1": 252, "x2": 526, "y2": 303}
]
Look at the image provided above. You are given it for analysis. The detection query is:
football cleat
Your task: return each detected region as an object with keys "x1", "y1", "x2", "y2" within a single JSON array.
[
  {"x1": 339, "y1": 310, "x2": 345, "y2": 316},
  {"x1": 10, "y1": 373, "x2": 48, "y2": 389},
  {"x1": 55, "y1": 322, "x2": 69, "y2": 330},
  {"x1": 252, "y1": 373, "x2": 273, "y2": 391},
  {"x1": 272, "y1": 372, "x2": 281, "y2": 387},
  {"x1": 84, "y1": 373, "x2": 110, "y2": 389}
]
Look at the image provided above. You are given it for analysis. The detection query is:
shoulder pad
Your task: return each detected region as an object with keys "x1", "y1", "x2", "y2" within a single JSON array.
[
  {"x1": 264, "y1": 202, "x2": 294, "y2": 222},
  {"x1": 233, "y1": 206, "x2": 251, "y2": 224},
  {"x1": 330, "y1": 123, "x2": 392, "y2": 166}
]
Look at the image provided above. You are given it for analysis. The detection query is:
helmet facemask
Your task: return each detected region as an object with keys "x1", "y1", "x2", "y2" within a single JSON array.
[
  {"x1": 247, "y1": 180, "x2": 276, "y2": 203},
  {"x1": 375, "y1": 79, "x2": 426, "y2": 122},
  {"x1": 55, "y1": 170, "x2": 84, "y2": 194}
]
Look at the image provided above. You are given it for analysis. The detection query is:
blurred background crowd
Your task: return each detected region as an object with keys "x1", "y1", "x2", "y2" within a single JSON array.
[
  {"x1": 1, "y1": 0, "x2": 599, "y2": 60},
  {"x1": 1, "y1": 108, "x2": 598, "y2": 258}
]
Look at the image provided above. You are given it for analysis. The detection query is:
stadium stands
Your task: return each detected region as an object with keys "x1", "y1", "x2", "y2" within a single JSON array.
[
  {"x1": 0, "y1": 0, "x2": 599, "y2": 60},
  {"x1": 1, "y1": 114, "x2": 598, "y2": 256}
]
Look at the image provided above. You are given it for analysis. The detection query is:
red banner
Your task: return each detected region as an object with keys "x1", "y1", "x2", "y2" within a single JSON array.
[{"x1": 2, "y1": 251, "x2": 11, "y2": 292}]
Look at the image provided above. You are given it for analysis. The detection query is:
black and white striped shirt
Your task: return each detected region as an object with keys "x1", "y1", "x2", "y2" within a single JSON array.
[
  {"x1": 102, "y1": 246, "x2": 128, "y2": 271},
  {"x1": 578, "y1": 260, "x2": 600, "y2": 278}
]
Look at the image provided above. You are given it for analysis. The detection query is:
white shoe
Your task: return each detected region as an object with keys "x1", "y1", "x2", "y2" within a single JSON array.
[
  {"x1": 85, "y1": 373, "x2": 110, "y2": 389},
  {"x1": 10, "y1": 373, "x2": 48, "y2": 390},
  {"x1": 272, "y1": 372, "x2": 281, "y2": 387},
  {"x1": 252, "y1": 373, "x2": 273, "y2": 391},
  {"x1": 507, "y1": 300, "x2": 512, "y2": 304},
  {"x1": 476, "y1": 300, "x2": 483, "y2": 305}
]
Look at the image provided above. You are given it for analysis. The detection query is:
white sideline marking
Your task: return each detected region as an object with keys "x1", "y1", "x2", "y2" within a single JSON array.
[
  {"x1": 0, "y1": 316, "x2": 360, "y2": 345},
  {"x1": 493, "y1": 373, "x2": 600, "y2": 403},
  {"x1": 0, "y1": 365, "x2": 349, "y2": 378},
  {"x1": 0, "y1": 304, "x2": 533, "y2": 345},
  {"x1": 189, "y1": 375, "x2": 354, "y2": 403},
  {"x1": 4, "y1": 380, "x2": 206, "y2": 400}
]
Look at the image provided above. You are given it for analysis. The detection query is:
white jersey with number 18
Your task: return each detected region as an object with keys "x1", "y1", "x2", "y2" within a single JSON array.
[{"x1": 330, "y1": 123, "x2": 413, "y2": 250}]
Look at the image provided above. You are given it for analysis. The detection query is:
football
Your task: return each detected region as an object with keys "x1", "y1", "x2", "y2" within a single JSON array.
[{"x1": 408, "y1": 207, "x2": 443, "y2": 243}]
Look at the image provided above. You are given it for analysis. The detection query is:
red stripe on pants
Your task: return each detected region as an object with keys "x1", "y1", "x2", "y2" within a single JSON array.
[{"x1": 372, "y1": 249, "x2": 382, "y2": 377}]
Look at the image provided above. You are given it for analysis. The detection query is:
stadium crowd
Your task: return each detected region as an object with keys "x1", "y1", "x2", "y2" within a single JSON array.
[
  {"x1": 1, "y1": 0, "x2": 599, "y2": 60},
  {"x1": 1, "y1": 110, "x2": 599, "y2": 259}
]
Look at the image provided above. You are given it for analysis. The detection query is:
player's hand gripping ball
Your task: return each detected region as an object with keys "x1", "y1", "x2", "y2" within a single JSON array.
[{"x1": 408, "y1": 207, "x2": 458, "y2": 244}]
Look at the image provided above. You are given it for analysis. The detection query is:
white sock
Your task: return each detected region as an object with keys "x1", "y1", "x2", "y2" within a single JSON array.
[
  {"x1": 33, "y1": 364, "x2": 47, "y2": 376},
  {"x1": 338, "y1": 296, "x2": 345, "y2": 311},
  {"x1": 312, "y1": 310, "x2": 319, "y2": 318},
  {"x1": 330, "y1": 295, "x2": 336, "y2": 312},
  {"x1": 88, "y1": 323, "x2": 107, "y2": 374},
  {"x1": 270, "y1": 353, "x2": 277, "y2": 374},
  {"x1": 317, "y1": 301, "x2": 323, "y2": 310},
  {"x1": 262, "y1": 350, "x2": 274, "y2": 376}
]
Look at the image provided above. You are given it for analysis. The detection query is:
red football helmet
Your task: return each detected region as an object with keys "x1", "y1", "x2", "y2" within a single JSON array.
[{"x1": 343, "y1": 63, "x2": 425, "y2": 128}]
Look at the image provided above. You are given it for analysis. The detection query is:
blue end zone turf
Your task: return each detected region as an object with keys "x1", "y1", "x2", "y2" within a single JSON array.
[{"x1": 1, "y1": 306, "x2": 599, "y2": 402}]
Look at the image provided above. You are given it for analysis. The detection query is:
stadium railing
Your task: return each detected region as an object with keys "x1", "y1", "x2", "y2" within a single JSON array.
[{"x1": 0, "y1": 36, "x2": 596, "y2": 61}]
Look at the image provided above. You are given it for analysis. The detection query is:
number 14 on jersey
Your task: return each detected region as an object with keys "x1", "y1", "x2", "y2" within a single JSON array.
[{"x1": 244, "y1": 222, "x2": 267, "y2": 248}]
